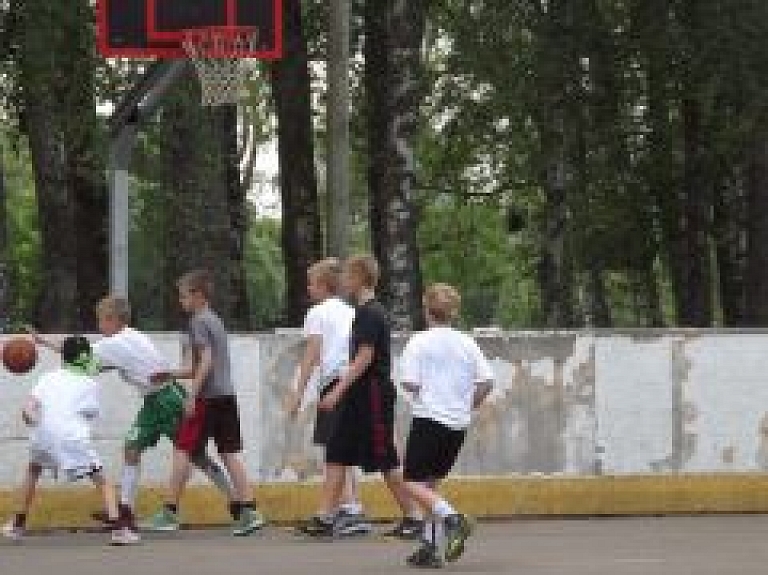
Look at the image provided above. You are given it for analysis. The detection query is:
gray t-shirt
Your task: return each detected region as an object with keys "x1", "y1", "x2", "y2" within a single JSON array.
[{"x1": 187, "y1": 307, "x2": 234, "y2": 398}]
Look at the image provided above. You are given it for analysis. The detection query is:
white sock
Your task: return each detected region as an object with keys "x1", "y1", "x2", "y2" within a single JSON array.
[
  {"x1": 423, "y1": 520, "x2": 435, "y2": 543},
  {"x1": 431, "y1": 498, "x2": 456, "y2": 518},
  {"x1": 339, "y1": 502, "x2": 363, "y2": 515},
  {"x1": 426, "y1": 519, "x2": 445, "y2": 551},
  {"x1": 120, "y1": 465, "x2": 139, "y2": 507}
]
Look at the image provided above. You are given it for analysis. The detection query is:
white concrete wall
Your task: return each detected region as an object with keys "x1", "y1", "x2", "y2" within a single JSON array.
[{"x1": 1, "y1": 331, "x2": 768, "y2": 488}]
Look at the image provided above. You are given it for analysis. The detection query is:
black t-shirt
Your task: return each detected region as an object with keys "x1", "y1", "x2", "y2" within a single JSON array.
[{"x1": 349, "y1": 299, "x2": 392, "y2": 384}]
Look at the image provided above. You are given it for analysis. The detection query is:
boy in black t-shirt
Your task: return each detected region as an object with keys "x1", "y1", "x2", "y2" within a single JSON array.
[{"x1": 315, "y1": 255, "x2": 413, "y2": 536}]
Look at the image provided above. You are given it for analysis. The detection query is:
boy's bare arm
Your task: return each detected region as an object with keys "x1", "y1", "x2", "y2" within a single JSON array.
[
  {"x1": 296, "y1": 335, "x2": 322, "y2": 396},
  {"x1": 318, "y1": 345, "x2": 374, "y2": 411},
  {"x1": 185, "y1": 346, "x2": 213, "y2": 399},
  {"x1": 288, "y1": 335, "x2": 322, "y2": 416},
  {"x1": 25, "y1": 326, "x2": 62, "y2": 353},
  {"x1": 472, "y1": 380, "x2": 493, "y2": 409}
]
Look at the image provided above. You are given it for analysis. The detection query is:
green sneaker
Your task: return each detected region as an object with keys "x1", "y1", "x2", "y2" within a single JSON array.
[
  {"x1": 443, "y1": 514, "x2": 473, "y2": 563},
  {"x1": 139, "y1": 507, "x2": 180, "y2": 532},
  {"x1": 232, "y1": 507, "x2": 266, "y2": 536}
]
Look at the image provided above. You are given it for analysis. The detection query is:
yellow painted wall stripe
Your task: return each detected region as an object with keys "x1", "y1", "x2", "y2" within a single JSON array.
[{"x1": 3, "y1": 475, "x2": 768, "y2": 529}]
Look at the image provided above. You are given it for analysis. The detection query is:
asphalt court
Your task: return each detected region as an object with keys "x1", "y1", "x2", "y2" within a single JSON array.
[{"x1": 3, "y1": 516, "x2": 768, "y2": 574}]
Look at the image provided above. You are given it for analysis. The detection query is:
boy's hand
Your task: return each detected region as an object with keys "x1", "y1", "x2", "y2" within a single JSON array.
[
  {"x1": 183, "y1": 396, "x2": 198, "y2": 417},
  {"x1": 317, "y1": 385, "x2": 343, "y2": 411}
]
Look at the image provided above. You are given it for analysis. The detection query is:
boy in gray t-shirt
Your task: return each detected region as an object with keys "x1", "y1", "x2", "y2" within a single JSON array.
[{"x1": 146, "y1": 270, "x2": 265, "y2": 536}]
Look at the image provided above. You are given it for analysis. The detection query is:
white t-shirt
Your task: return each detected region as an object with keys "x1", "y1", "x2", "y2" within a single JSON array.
[
  {"x1": 302, "y1": 297, "x2": 355, "y2": 389},
  {"x1": 92, "y1": 327, "x2": 171, "y2": 395},
  {"x1": 400, "y1": 327, "x2": 494, "y2": 430},
  {"x1": 29, "y1": 368, "x2": 100, "y2": 453}
]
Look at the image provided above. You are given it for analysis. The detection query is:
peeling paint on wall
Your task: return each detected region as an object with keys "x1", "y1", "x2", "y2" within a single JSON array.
[{"x1": 2, "y1": 331, "x2": 768, "y2": 487}]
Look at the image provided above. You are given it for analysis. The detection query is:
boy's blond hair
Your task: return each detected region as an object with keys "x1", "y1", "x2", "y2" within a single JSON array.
[
  {"x1": 424, "y1": 283, "x2": 461, "y2": 324},
  {"x1": 177, "y1": 269, "x2": 214, "y2": 300},
  {"x1": 308, "y1": 258, "x2": 342, "y2": 294},
  {"x1": 345, "y1": 254, "x2": 380, "y2": 289},
  {"x1": 96, "y1": 295, "x2": 132, "y2": 324}
]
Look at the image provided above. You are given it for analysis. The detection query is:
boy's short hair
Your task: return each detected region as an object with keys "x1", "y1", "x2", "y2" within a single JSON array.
[
  {"x1": 424, "y1": 283, "x2": 461, "y2": 324},
  {"x1": 345, "y1": 255, "x2": 380, "y2": 289},
  {"x1": 178, "y1": 269, "x2": 214, "y2": 300},
  {"x1": 61, "y1": 335, "x2": 92, "y2": 367},
  {"x1": 96, "y1": 295, "x2": 132, "y2": 324},
  {"x1": 308, "y1": 258, "x2": 342, "y2": 294}
]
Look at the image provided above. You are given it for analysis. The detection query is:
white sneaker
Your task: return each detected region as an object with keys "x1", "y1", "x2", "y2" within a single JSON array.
[
  {"x1": 110, "y1": 527, "x2": 141, "y2": 546},
  {"x1": 1, "y1": 519, "x2": 24, "y2": 542}
]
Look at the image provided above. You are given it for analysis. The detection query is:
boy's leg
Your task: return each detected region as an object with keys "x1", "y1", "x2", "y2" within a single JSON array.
[
  {"x1": 3, "y1": 462, "x2": 43, "y2": 540},
  {"x1": 89, "y1": 471, "x2": 119, "y2": 524},
  {"x1": 207, "y1": 396, "x2": 264, "y2": 535},
  {"x1": 320, "y1": 463, "x2": 347, "y2": 519}
]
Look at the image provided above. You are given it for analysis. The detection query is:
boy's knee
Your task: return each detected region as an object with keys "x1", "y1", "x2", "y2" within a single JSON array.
[{"x1": 124, "y1": 448, "x2": 140, "y2": 466}]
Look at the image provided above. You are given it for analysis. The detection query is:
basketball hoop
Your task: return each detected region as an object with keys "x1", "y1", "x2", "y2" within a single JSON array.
[{"x1": 181, "y1": 26, "x2": 258, "y2": 106}]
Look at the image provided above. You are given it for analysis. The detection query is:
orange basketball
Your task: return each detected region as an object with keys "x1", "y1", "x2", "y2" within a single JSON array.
[{"x1": 2, "y1": 337, "x2": 38, "y2": 375}]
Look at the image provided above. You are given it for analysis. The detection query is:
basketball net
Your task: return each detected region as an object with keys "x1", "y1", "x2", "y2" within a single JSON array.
[{"x1": 181, "y1": 27, "x2": 257, "y2": 106}]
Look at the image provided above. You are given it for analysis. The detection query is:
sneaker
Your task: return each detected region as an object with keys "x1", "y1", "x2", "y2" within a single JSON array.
[
  {"x1": 333, "y1": 510, "x2": 373, "y2": 537},
  {"x1": 139, "y1": 507, "x2": 180, "y2": 532},
  {"x1": 407, "y1": 543, "x2": 444, "y2": 569},
  {"x1": 1, "y1": 519, "x2": 24, "y2": 542},
  {"x1": 91, "y1": 511, "x2": 119, "y2": 531},
  {"x1": 443, "y1": 514, "x2": 473, "y2": 563},
  {"x1": 232, "y1": 506, "x2": 266, "y2": 537},
  {"x1": 296, "y1": 515, "x2": 334, "y2": 537},
  {"x1": 385, "y1": 517, "x2": 424, "y2": 540},
  {"x1": 110, "y1": 527, "x2": 141, "y2": 546}
]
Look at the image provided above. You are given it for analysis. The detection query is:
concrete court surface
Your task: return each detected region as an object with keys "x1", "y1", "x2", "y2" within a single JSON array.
[{"x1": 3, "y1": 516, "x2": 768, "y2": 575}]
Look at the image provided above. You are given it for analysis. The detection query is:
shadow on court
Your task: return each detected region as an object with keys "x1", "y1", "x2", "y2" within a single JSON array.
[{"x1": 3, "y1": 516, "x2": 768, "y2": 574}]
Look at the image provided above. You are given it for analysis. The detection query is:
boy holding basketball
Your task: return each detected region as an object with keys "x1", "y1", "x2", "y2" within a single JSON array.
[
  {"x1": 288, "y1": 258, "x2": 371, "y2": 537},
  {"x1": 144, "y1": 270, "x2": 264, "y2": 536},
  {"x1": 398, "y1": 284, "x2": 494, "y2": 568},
  {"x1": 2, "y1": 336, "x2": 119, "y2": 542},
  {"x1": 313, "y1": 255, "x2": 414, "y2": 537}
]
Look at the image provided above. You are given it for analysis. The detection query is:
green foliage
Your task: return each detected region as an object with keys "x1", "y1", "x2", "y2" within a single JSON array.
[
  {"x1": 245, "y1": 215, "x2": 284, "y2": 329},
  {"x1": 1, "y1": 132, "x2": 41, "y2": 323}
]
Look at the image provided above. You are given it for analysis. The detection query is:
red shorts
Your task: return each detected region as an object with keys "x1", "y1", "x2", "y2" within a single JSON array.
[{"x1": 174, "y1": 397, "x2": 207, "y2": 455}]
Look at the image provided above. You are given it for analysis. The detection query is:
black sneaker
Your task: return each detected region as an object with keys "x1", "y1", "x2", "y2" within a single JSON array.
[
  {"x1": 407, "y1": 543, "x2": 444, "y2": 569},
  {"x1": 333, "y1": 510, "x2": 373, "y2": 537},
  {"x1": 385, "y1": 517, "x2": 424, "y2": 540},
  {"x1": 443, "y1": 514, "x2": 473, "y2": 562},
  {"x1": 296, "y1": 515, "x2": 334, "y2": 537}
]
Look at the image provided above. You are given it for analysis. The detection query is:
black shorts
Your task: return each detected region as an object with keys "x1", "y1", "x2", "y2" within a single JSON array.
[
  {"x1": 197, "y1": 395, "x2": 244, "y2": 455},
  {"x1": 403, "y1": 418, "x2": 466, "y2": 483},
  {"x1": 325, "y1": 377, "x2": 400, "y2": 473},
  {"x1": 313, "y1": 380, "x2": 341, "y2": 446}
]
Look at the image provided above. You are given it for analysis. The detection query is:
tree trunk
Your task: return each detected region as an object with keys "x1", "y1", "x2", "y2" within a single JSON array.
[
  {"x1": 745, "y1": 136, "x2": 768, "y2": 325},
  {"x1": 13, "y1": 0, "x2": 108, "y2": 331},
  {"x1": 213, "y1": 104, "x2": 251, "y2": 331},
  {"x1": 160, "y1": 70, "x2": 240, "y2": 329},
  {"x1": 269, "y1": 0, "x2": 323, "y2": 326},
  {"x1": 0, "y1": 146, "x2": 10, "y2": 331},
  {"x1": 584, "y1": 263, "x2": 612, "y2": 328},
  {"x1": 25, "y1": 99, "x2": 80, "y2": 331},
  {"x1": 364, "y1": 0, "x2": 426, "y2": 330},
  {"x1": 678, "y1": 94, "x2": 713, "y2": 326},
  {"x1": 714, "y1": 173, "x2": 747, "y2": 326}
]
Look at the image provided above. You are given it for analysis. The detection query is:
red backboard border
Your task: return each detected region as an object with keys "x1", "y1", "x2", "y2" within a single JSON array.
[{"x1": 96, "y1": 0, "x2": 283, "y2": 59}]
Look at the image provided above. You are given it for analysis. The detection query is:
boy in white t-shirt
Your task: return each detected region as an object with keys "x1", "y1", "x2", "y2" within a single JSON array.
[
  {"x1": 399, "y1": 284, "x2": 494, "y2": 568},
  {"x1": 289, "y1": 258, "x2": 372, "y2": 537},
  {"x1": 2, "y1": 336, "x2": 119, "y2": 542}
]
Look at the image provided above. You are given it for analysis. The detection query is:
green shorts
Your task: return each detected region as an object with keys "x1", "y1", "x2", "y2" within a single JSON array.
[{"x1": 124, "y1": 382, "x2": 187, "y2": 453}]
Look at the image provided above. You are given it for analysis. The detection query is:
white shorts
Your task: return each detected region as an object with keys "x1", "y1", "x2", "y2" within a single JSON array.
[{"x1": 29, "y1": 439, "x2": 104, "y2": 482}]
